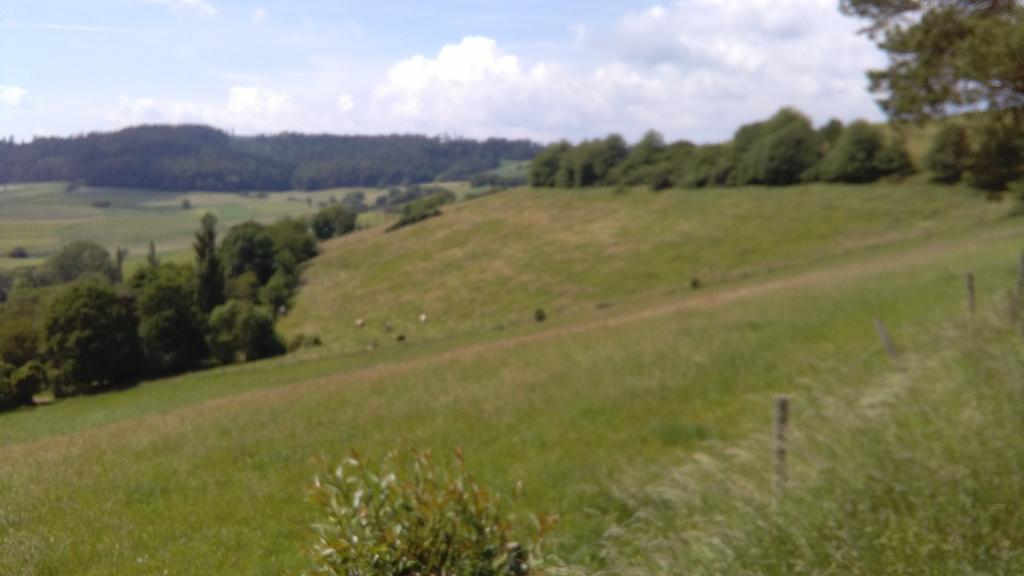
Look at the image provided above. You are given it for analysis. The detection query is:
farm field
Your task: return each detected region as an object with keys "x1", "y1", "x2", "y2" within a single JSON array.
[
  {"x1": 0, "y1": 182, "x2": 394, "y2": 271},
  {"x1": 1, "y1": 183, "x2": 1022, "y2": 574}
]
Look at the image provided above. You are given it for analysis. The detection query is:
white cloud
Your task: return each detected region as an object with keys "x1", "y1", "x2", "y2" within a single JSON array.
[
  {"x1": 112, "y1": 86, "x2": 301, "y2": 133},
  {"x1": 65, "y1": 1, "x2": 885, "y2": 144},
  {"x1": 367, "y1": 0, "x2": 885, "y2": 143},
  {"x1": 336, "y1": 94, "x2": 355, "y2": 113},
  {"x1": 0, "y1": 86, "x2": 27, "y2": 108},
  {"x1": 250, "y1": 8, "x2": 267, "y2": 25},
  {"x1": 143, "y1": 0, "x2": 218, "y2": 17}
]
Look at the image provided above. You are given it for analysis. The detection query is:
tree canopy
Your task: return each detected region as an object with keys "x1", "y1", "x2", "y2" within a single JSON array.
[{"x1": 840, "y1": 0, "x2": 1024, "y2": 123}]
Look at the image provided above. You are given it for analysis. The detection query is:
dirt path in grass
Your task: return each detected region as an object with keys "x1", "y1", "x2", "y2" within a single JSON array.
[{"x1": 1, "y1": 224, "x2": 1019, "y2": 459}]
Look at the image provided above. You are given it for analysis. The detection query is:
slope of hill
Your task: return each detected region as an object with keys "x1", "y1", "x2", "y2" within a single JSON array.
[
  {"x1": 279, "y1": 182, "x2": 1008, "y2": 351},
  {"x1": 1, "y1": 182, "x2": 1022, "y2": 575}
]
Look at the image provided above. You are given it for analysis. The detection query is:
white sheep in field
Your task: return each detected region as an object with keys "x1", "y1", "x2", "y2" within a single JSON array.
[
  {"x1": 355, "y1": 318, "x2": 366, "y2": 328},
  {"x1": 419, "y1": 313, "x2": 428, "y2": 324}
]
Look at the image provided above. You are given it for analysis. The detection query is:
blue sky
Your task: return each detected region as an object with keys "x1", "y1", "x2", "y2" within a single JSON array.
[{"x1": 0, "y1": 0, "x2": 886, "y2": 143}]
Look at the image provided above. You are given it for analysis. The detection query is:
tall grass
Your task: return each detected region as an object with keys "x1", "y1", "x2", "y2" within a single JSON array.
[{"x1": 600, "y1": 308, "x2": 1024, "y2": 575}]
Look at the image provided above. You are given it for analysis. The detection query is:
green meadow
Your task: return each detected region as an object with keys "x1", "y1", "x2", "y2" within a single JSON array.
[
  {"x1": 1, "y1": 182, "x2": 1023, "y2": 575},
  {"x1": 0, "y1": 182, "x2": 390, "y2": 270}
]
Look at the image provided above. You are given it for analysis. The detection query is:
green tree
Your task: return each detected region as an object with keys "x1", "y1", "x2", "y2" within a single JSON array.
[
  {"x1": 194, "y1": 213, "x2": 226, "y2": 314},
  {"x1": 732, "y1": 108, "x2": 820, "y2": 186},
  {"x1": 219, "y1": 221, "x2": 277, "y2": 284},
  {"x1": 970, "y1": 119, "x2": 1023, "y2": 191},
  {"x1": 822, "y1": 121, "x2": 887, "y2": 183},
  {"x1": 0, "y1": 319, "x2": 40, "y2": 368},
  {"x1": 44, "y1": 280, "x2": 142, "y2": 396},
  {"x1": 42, "y1": 241, "x2": 119, "y2": 285},
  {"x1": 0, "y1": 360, "x2": 46, "y2": 408},
  {"x1": 147, "y1": 240, "x2": 159, "y2": 268},
  {"x1": 136, "y1": 264, "x2": 208, "y2": 375},
  {"x1": 818, "y1": 119, "x2": 845, "y2": 148},
  {"x1": 310, "y1": 205, "x2": 357, "y2": 240},
  {"x1": 926, "y1": 124, "x2": 972, "y2": 183},
  {"x1": 207, "y1": 300, "x2": 284, "y2": 365},
  {"x1": 841, "y1": 1, "x2": 1024, "y2": 126},
  {"x1": 528, "y1": 141, "x2": 571, "y2": 187}
]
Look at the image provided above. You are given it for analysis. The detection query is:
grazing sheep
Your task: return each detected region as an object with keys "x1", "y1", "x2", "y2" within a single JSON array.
[
  {"x1": 419, "y1": 313, "x2": 428, "y2": 324},
  {"x1": 355, "y1": 318, "x2": 366, "y2": 328}
]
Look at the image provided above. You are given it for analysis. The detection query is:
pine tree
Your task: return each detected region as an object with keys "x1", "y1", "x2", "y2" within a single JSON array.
[
  {"x1": 194, "y1": 213, "x2": 225, "y2": 314},
  {"x1": 147, "y1": 240, "x2": 159, "y2": 268}
]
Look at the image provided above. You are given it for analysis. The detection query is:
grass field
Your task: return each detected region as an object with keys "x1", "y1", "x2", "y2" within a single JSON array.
[
  {"x1": 1, "y1": 182, "x2": 1022, "y2": 575},
  {"x1": 0, "y1": 183, "x2": 394, "y2": 271},
  {"x1": 280, "y1": 182, "x2": 1010, "y2": 351}
]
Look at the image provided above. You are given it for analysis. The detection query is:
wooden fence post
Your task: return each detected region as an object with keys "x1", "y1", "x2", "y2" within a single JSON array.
[
  {"x1": 1009, "y1": 290, "x2": 1019, "y2": 328},
  {"x1": 874, "y1": 319, "x2": 898, "y2": 360},
  {"x1": 967, "y1": 273, "x2": 976, "y2": 318},
  {"x1": 1018, "y1": 252, "x2": 1024, "y2": 299},
  {"x1": 773, "y1": 396, "x2": 790, "y2": 501}
]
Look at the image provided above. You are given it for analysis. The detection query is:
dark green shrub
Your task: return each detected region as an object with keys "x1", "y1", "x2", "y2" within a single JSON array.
[
  {"x1": 385, "y1": 191, "x2": 455, "y2": 233},
  {"x1": 875, "y1": 139, "x2": 915, "y2": 179},
  {"x1": 287, "y1": 333, "x2": 322, "y2": 352},
  {"x1": 970, "y1": 121, "x2": 1023, "y2": 192},
  {"x1": 822, "y1": 121, "x2": 886, "y2": 183},
  {"x1": 0, "y1": 319, "x2": 40, "y2": 367},
  {"x1": 207, "y1": 300, "x2": 284, "y2": 365},
  {"x1": 926, "y1": 124, "x2": 971, "y2": 183},
  {"x1": 7, "y1": 246, "x2": 28, "y2": 259},
  {"x1": 311, "y1": 205, "x2": 357, "y2": 240},
  {"x1": 2, "y1": 360, "x2": 46, "y2": 407},
  {"x1": 305, "y1": 450, "x2": 555, "y2": 576},
  {"x1": 529, "y1": 142, "x2": 571, "y2": 187},
  {"x1": 534, "y1": 308, "x2": 547, "y2": 322},
  {"x1": 44, "y1": 280, "x2": 142, "y2": 396}
]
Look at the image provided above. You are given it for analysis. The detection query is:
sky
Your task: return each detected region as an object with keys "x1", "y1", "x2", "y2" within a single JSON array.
[{"x1": 0, "y1": 0, "x2": 887, "y2": 143}]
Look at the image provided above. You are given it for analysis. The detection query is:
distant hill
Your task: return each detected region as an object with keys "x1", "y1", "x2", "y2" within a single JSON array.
[{"x1": 0, "y1": 125, "x2": 541, "y2": 192}]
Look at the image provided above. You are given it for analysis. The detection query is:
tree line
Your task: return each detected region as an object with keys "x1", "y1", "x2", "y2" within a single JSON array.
[
  {"x1": 530, "y1": 107, "x2": 1022, "y2": 192},
  {"x1": 0, "y1": 204, "x2": 357, "y2": 411},
  {"x1": 0, "y1": 125, "x2": 540, "y2": 192}
]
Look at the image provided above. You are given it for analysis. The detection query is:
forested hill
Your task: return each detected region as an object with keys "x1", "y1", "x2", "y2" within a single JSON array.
[{"x1": 0, "y1": 125, "x2": 541, "y2": 192}]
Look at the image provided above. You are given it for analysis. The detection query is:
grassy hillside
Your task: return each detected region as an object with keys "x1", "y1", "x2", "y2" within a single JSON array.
[
  {"x1": 1, "y1": 182, "x2": 1022, "y2": 575},
  {"x1": 280, "y1": 182, "x2": 1008, "y2": 351}
]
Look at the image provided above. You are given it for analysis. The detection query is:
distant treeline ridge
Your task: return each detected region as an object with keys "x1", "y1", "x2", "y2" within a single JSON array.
[{"x1": 0, "y1": 125, "x2": 541, "y2": 192}]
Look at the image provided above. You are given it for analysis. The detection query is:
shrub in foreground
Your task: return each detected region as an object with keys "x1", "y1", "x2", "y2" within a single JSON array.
[{"x1": 305, "y1": 449, "x2": 556, "y2": 576}]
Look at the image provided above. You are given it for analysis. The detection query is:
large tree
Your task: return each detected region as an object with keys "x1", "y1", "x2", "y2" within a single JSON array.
[
  {"x1": 840, "y1": 1, "x2": 1024, "y2": 123},
  {"x1": 194, "y1": 213, "x2": 225, "y2": 314},
  {"x1": 44, "y1": 280, "x2": 142, "y2": 395}
]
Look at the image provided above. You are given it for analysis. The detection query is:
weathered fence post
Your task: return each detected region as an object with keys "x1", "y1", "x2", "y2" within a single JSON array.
[
  {"x1": 874, "y1": 319, "x2": 898, "y2": 361},
  {"x1": 1018, "y1": 252, "x2": 1024, "y2": 299},
  {"x1": 773, "y1": 396, "x2": 790, "y2": 502},
  {"x1": 1009, "y1": 290, "x2": 1019, "y2": 328},
  {"x1": 967, "y1": 273, "x2": 976, "y2": 318}
]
